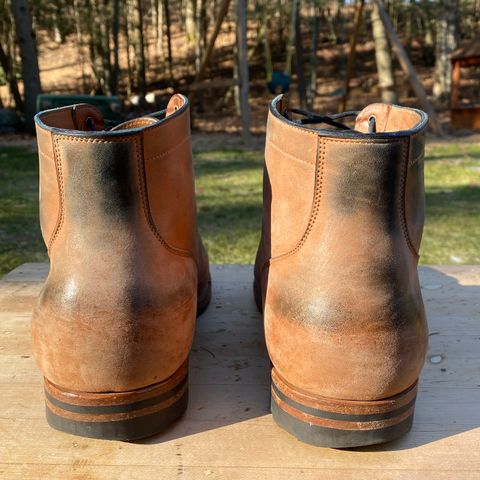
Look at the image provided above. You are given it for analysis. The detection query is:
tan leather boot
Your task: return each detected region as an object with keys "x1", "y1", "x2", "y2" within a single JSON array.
[
  {"x1": 33, "y1": 94, "x2": 211, "y2": 440},
  {"x1": 254, "y1": 95, "x2": 429, "y2": 447}
]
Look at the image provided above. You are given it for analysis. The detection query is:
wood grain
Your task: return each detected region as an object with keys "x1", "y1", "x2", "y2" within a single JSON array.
[{"x1": 1, "y1": 264, "x2": 479, "y2": 479}]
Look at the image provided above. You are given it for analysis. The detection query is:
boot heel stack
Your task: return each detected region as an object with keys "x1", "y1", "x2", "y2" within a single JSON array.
[
  {"x1": 44, "y1": 360, "x2": 189, "y2": 441},
  {"x1": 270, "y1": 368, "x2": 418, "y2": 448}
]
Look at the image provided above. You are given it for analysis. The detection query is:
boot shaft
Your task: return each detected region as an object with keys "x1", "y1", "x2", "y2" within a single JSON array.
[
  {"x1": 36, "y1": 95, "x2": 199, "y2": 261},
  {"x1": 261, "y1": 96, "x2": 427, "y2": 265}
]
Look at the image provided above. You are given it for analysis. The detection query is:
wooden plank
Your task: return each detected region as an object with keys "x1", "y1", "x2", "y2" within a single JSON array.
[
  {"x1": 1, "y1": 264, "x2": 480, "y2": 478},
  {"x1": 451, "y1": 60, "x2": 461, "y2": 108}
]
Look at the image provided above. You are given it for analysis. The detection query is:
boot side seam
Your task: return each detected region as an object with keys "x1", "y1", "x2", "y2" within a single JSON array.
[
  {"x1": 147, "y1": 135, "x2": 190, "y2": 162},
  {"x1": 264, "y1": 136, "x2": 417, "y2": 271},
  {"x1": 267, "y1": 139, "x2": 315, "y2": 166},
  {"x1": 48, "y1": 135, "x2": 65, "y2": 251},
  {"x1": 265, "y1": 135, "x2": 324, "y2": 270},
  {"x1": 135, "y1": 134, "x2": 195, "y2": 261},
  {"x1": 410, "y1": 152, "x2": 424, "y2": 166},
  {"x1": 400, "y1": 138, "x2": 420, "y2": 258},
  {"x1": 39, "y1": 150, "x2": 54, "y2": 163},
  {"x1": 48, "y1": 135, "x2": 195, "y2": 261}
]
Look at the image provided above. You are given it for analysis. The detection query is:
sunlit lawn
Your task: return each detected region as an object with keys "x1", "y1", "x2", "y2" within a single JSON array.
[{"x1": 1, "y1": 141, "x2": 479, "y2": 275}]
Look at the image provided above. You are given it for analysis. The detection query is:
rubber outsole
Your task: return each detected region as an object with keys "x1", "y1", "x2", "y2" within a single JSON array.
[
  {"x1": 44, "y1": 360, "x2": 189, "y2": 441},
  {"x1": 271, "y1": 368, "x2": 418, "y2": 448}
]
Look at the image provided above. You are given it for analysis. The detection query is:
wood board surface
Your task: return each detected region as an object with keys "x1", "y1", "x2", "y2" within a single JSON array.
[{"x1": 0, "y1": 263, "x2": 479, "y2": 479}]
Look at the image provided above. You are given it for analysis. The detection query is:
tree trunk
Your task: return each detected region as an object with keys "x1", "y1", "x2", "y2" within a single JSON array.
[
  {"x1": 370, "y1": 0, "x2": 444, "y2": 136},
  {"x1": 293, "y1": 0, "x2": 306, "y2": 108},
  {"x1": 10, "y1": 0, "x2": 41, "y2": 132},
  {"x1": 123, "y1": 8, "x2": 134, "y2": 97},
  {"x1": 371, "y1": 2, "x2": 397, "y2": 103},
  {"x1": 236, "y1": 0, "x2": 250, "y2": 143},
  {"x1": 72, "y1": 0, "x2": 88, "y2": 92},
  {"x1": 153, "y1": 0, "x2": 164, "y2": 57},
  {"x1": 185, "y1": 0, "x2": 196, "y2": 43},
  {"x1": 433, "y1": 0, "x2": 458, "y2": 104},
  {"x1": 420, "y1": 0, "x2": 435, "y2": 66},
  {"x1": 195, "y1": 0, "x2": 206, "y2": 111},
  {"x1": 163, "y1": 0, "x2": 174, "y2": 79},
  {"x1": 190, "y1": 0, "x2": 232, "y2": 116},
  {"x1": 128, "y1": 0, "x2": 147, "y2": 97},
  {"x1": 339, "y1": 0, "x2": 364, "y2": 111},
  {"x1": 87, "y1": 0, "x2": 111, "y2": 95},
  {"x1": 111, "y1": 0, "x2": 121, "y2": 94},
  {"x1": 0, "y1": 42, "x2": 24, "y2": 112},
  {"x1": 307, "y1": 1, "x2": 319, "y2": 109}
]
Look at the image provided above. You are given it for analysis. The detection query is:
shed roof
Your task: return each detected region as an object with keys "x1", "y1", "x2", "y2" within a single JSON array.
[{"x1": 452, "y1": 37, "x2": 480, "y2": 62}]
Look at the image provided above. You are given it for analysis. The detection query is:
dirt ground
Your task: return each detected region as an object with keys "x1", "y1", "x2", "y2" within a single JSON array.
[{"x1": 1, "y1": 12, "x2": 479, "y2": 139}]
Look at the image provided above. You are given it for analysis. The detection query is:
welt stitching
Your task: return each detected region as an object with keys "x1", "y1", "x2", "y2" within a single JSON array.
[
  {"x1": 399, "y1": 138, "x2": 419, "y2": 258},
  {"x1": 48, "y1": 137, "x2": 65, "y2": 251},
  {"x1": 134, "y1": 136, "x2": 193, "y2": 259},
  {"x1": 268, "y1": 136, "x2": 324, "y2": 266},
  {"x1": 267, "y1": 139, "x2": 314, "y2": 165}
]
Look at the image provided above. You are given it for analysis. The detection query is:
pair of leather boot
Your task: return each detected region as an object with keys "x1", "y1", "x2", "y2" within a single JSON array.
[{"x1": 32, "y1": 94, "x2": 428, "y2": 447}]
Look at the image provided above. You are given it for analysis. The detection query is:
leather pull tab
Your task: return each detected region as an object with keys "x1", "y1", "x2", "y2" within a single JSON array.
[
  {"x1": 355, "y1": 104, "x2": 392, "y2": 133},
  {"x1": 71, "y1": 104, "x2": 105, "y2": 131},
  {"x1": 110, "y1": 117, "x2": 159, "y2": 131},
  {"x1": 278, "y1": 94, "x2": 292, "y2": 120},
  {"x1": 166, "y1": 94, "x2": 186, "y2": 116},
  {"x1": 355, "y1": 103, "x2": 422, "y2": 133}
]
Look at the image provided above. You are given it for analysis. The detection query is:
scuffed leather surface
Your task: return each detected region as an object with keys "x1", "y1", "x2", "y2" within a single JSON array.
[
  {"x1": 36, "y1": 125, "x2": 59, "y2": 247},
  {"x1": 143, "y1": 104, "x2": 198, "y2": 255},
  {"x1": 33, "y1": 97, "x2": 209, "y2": 392},
  {"x1": 256, "y1": 99, "x2": 429, "y2": 401}
]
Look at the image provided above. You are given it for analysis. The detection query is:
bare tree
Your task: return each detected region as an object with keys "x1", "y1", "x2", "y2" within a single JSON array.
[
  {"x1": 10, "y1": 0, "x2": 41, "y2": 132},
  {"x1": 0, "y1": 42, "x2": 23, "y2": 112},
  {"x1": 111, "y1": 0, "x2": 121, "y2": 95},
  {"x1": 153, "y1": 0, "x2": 165, "y2": 58},
  {"x1": 127, "y1": 0, "x2": 147, "y2": 97},
  {"x1": 163, "y1": 0, "x2": 174, "y2": 79},
  {"x1": 433, "y1": 0, "x2": 458, "y2": 104},
  {"x1": 371, "y1": 2, "x2": 397, "y2": 103}
]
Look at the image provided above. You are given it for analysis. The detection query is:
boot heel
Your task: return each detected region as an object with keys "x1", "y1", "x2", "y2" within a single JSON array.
[
  {"x1": 44, "y1": 360, "x2": 189, "y2": 441},
  {"x1": 270, "y1": 368, "x2": 418, "y2": 448}
]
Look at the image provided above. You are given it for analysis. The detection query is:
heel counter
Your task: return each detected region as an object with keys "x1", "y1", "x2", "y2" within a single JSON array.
[{"x1": 32, "y1": 253, "x2": 197, "y2": 392}]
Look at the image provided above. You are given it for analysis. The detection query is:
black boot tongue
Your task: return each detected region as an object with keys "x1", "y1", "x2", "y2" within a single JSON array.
[{"x1": 110, "y1": 117, "x2": 160, "y2": 131}]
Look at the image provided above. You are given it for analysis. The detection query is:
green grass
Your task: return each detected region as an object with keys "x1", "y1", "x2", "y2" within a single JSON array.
[
  {"x1": 421, "y1": 143, "x2": 480, "y2": 264},
  {"x1": 0, "y1": 142, "x2": 479, "y2": 275},
  {"x1": 0, "y1": 147, "x2": 47, "y2": 274}
]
